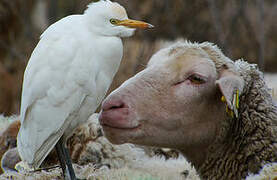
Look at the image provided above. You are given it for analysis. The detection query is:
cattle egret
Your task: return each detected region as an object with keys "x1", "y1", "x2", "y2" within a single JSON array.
[{"x1": 17, "y1": 0, "x2": 153, "y2": 179}]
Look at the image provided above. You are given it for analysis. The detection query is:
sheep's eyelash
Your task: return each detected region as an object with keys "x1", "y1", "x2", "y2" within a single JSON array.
[
  {"x1": 188, "y1": 74, "x2": 207, "y2": 84},
  {"x1": 173, "y1": 74, "x2": 207, "y2": 86}
]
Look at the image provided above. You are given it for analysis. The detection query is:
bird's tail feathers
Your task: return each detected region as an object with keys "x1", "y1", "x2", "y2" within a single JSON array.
[
  {"x1": 32, "y1": 132, "x2": 63, "y2": 168},
  {"x1": 17, "y1": 128, "x2": 63, "y2": 169}
]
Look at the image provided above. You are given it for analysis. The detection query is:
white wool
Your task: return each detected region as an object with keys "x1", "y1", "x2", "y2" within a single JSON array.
[
  {"x1": 0, "y1": 115, "x2": 18, "y2": 132},
  {"x1": 264, "y1": 73, "x2": 277, "y2": 101},
  {"x1": 80, "y1": 136, "x2": 147, "y2": 168},
  {"x1": 127, "y1": 156, "x2": 199, "y2": 180},
  {"x1": 1, "y1": 163, "x2": 95, "y2": 180},
  {"x1": 2, "y1": 159, "x2": 198, "y2": 180},
  {"x1": 2, "y1": 157, "x2": 199, "y2": 180},
  {"x1": 234, "y1": 59, "x2": 258, "y2": 74},
  {"x1": 246, "y1": 163, "x2": 277, "y2": 180},
  {"x1": 235, "y1": 59, "x2": 277, "y2": 101},
  {"x1": 89, "y1": 157, "x2": 199, "y2": 180}
]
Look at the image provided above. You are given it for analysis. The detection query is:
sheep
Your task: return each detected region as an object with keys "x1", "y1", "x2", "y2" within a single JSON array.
[
  {"x1": 99, "y1": 41, "x2": 277, "y2": 180},
  {"x1": 0, "y1": 114, "x2": 199, "y2": 179},
  {"x1": 0, "y1": 115, "x2": 20, "y2": 174}
]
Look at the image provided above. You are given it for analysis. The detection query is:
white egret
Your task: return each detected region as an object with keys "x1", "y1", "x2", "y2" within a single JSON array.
[{"x1": 17, "y1": 0, "x2": 153, "y2": 179}]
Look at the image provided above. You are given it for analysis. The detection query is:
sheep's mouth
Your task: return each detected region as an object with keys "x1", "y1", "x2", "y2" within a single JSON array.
[{"x1": 102, "y1": 124, "x2": 141, "y2": 131}]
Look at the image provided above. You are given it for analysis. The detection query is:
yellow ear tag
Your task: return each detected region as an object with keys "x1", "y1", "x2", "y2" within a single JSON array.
[
  {"x1": 226, "y1": 106, "x2": 234, "y2": 118},
  {"x1": 221, "y1": 96, "x2": 226, "y2": 103},
  {"x1": 221, "y1": 92, "x2": 239, "y2": 118},
  {"x1": 222, "y1": 96, "x2": 232, "y2": 116},
  {"x1": 235, "y1": 89, "x2": 239, "y2": 109}
]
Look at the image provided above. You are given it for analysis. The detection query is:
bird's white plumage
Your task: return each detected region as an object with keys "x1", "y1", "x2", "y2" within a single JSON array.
[{"x1": 17, "y1": 0, "x2": 137, "y2": 168}]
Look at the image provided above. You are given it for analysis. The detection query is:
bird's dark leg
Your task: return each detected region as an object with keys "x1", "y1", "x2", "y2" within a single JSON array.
[
  {"x1": 62, "y1": 145, "x2": 77, "y2": 180},
  {"x1": 55, "y1": 138, "x2": 76, "y2": 180},
  {"x1": 55, "y1": 139, "x2": 67, "y2": 178}
]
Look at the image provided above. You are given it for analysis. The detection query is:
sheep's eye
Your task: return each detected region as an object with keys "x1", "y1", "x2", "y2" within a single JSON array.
[
  {"x1": 110, "y1": 19, "x2": 119, "y2": 25},
  {"x1": 188, "y1": 75, "x2": 206, "y2": 84}
]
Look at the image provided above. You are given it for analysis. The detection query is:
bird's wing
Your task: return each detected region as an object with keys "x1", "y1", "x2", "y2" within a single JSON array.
[{"x1": 17, "y1": 15, "x2": 96, "y2": 168}]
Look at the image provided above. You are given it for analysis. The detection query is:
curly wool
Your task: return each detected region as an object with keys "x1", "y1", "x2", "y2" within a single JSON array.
[
  {"x1": 1, "y1": 159, "x2": 197, "y2": 180},
  {"x1": 246, "y1": 163, "x2": 277, "y2": 180},
  {"x1": 198, "y1": 58, "x2": 277, "y2": 179}
]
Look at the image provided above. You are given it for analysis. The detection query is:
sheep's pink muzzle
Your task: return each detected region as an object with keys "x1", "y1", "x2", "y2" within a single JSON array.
[{"x1": 99, "y1": 99, "x2": 137, "y2": 130}]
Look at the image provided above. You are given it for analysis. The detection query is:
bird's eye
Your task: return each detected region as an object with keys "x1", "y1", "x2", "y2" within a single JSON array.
[
  {"x1": 110, "y1": 19, "x2": 119, "y2": 25},
  {"x1": 188, "y1": 74, "x2": 206, "y2": 84}
]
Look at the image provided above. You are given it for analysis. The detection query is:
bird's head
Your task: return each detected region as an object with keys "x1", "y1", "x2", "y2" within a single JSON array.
[{"x1": 85, "y1": 0, "x2": 153, "y2": 37}]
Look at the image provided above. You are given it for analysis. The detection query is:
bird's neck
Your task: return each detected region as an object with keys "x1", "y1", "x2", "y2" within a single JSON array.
[{"x1": 86, "y1": 35, "x2": 123, "y2": 86}]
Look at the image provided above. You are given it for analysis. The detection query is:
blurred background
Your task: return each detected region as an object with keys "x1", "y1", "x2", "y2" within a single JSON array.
[{"x1": 0, "y1": 0, "x2": 276, "y2": 115}]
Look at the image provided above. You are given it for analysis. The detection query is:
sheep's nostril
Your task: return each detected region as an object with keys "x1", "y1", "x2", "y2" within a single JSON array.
[
  {"x1": 102, "y1": 100, "x2": 126, "y2": 111},
  {"x1": 110, "y1": 106, "x2": 118, "y2": 109},
  {"x1": 110, "y1": 104, "x2": 124, "y2": 109}
]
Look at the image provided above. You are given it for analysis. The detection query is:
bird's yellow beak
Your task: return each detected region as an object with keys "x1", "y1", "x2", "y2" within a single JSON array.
[{"x1": 117, "y1": 19, "x2": 154, "y2": 29}]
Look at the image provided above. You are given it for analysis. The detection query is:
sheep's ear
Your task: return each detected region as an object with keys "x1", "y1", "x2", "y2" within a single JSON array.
[{"x1": 215, "y1": 69, "x2": 244, "y2": 117}]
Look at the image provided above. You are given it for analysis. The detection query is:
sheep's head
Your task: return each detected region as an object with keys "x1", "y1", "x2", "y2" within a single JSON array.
[{"x1": 99, "y1": 42, "x2": 244, "y2": 166}]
